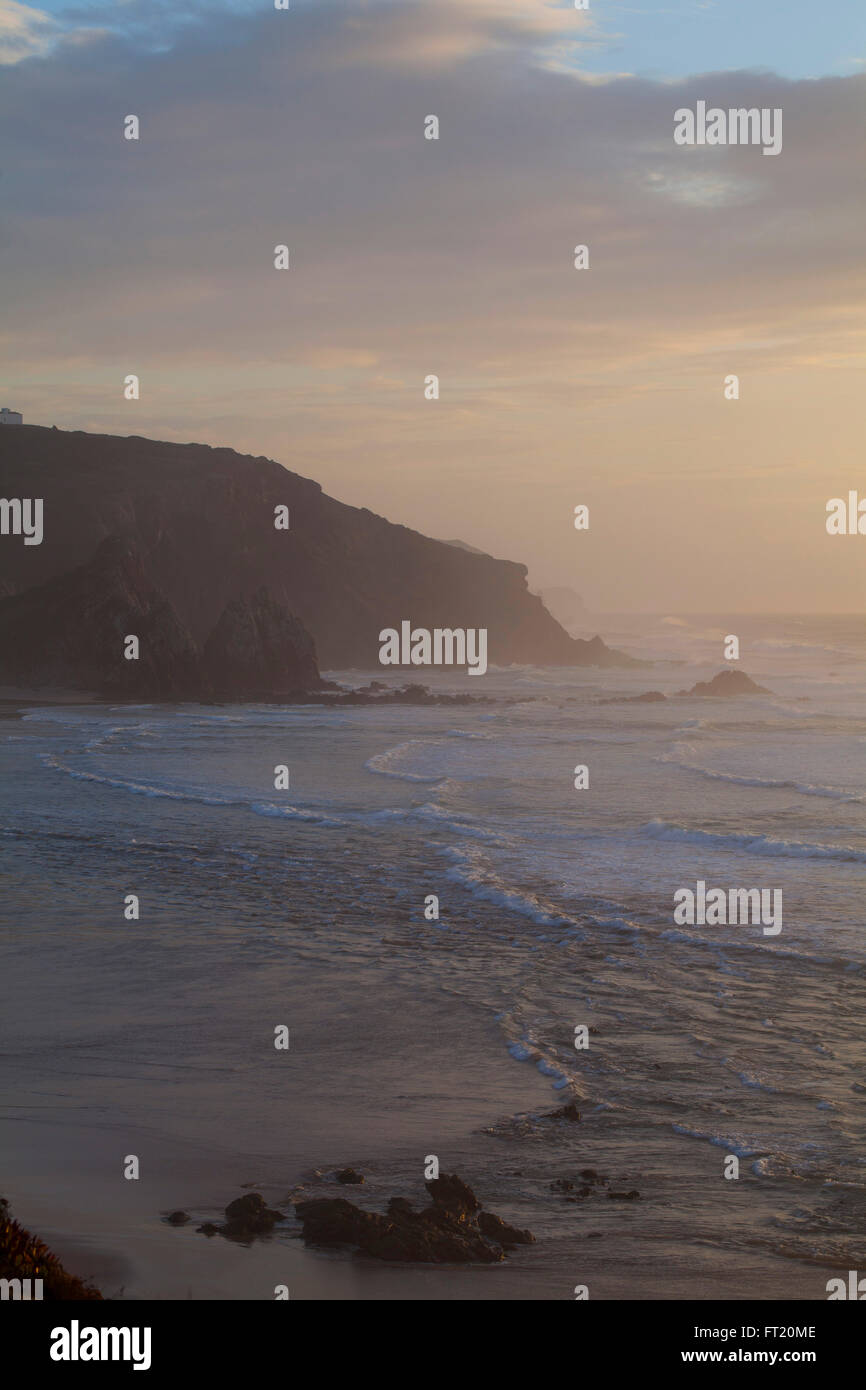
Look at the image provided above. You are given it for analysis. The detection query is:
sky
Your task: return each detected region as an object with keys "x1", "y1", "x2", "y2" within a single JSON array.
[{"x1": 1, "y1": 0, "x2": 864, "y2": 612}]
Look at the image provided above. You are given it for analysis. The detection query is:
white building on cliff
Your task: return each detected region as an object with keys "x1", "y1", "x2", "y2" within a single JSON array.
[{"x1": 0, "y1": 408, "x2": 23, "y2": 424}]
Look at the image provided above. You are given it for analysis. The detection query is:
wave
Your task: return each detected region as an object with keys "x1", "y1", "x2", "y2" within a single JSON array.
[
  {"x1": 250, "y1": 802, "x2": 344, "y2": 827},
  {"x1": 736, "y1": 1070, "x2": 781, "y2": 1095},
  {"x1": 40, "y1": 753, "x2": 246, "y2": 806},
  {"x1": 641, "y1": 818, "x2": 866, "y2": 863},
  {"x1": 659, "y1": 927, "x2": 863, "y2": 973},
  {"x1": 364, "y1": 741, "x2": 445, "y2": 783},
  {"x1": 502, "y1": 1028, "x2": 582, "y2": 1093},
  {"x1": 404, "y1": 800, "x2": 498, "y2": 841},
  {"x1": 441, "y1": 844, "x2": 575, "y2": 929},
  {"x1": 38, "y1": 754, "x2": 344, "y2": 826},
  {"x1": 661, "y1": 756, "x2": 864, "y2": 803},
  {"x1": 672, "y1": 1124, "x2": 764, "y2": 1158}
]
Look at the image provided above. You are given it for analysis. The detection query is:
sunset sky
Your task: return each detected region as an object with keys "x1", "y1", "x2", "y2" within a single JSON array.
[{"x1": 2, "y1": 0, "x2": 864, "y2": 612}]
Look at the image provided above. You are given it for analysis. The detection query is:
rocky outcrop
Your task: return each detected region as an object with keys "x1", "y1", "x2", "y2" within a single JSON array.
[
  {"x1": 545, "y1": 1100, "x2": 581, "y2": 1121},
  {"x1": 679, "y1": 669, "x2": 770, "y2": 696},
  {"x1": 600, "y1": 671, "x2": 770, "y2": 702},
  {"x1": 294, "y1": 1172, "x2": 534, "y2": 1264},
  {"x1": 333, "y1": 1168, "x2": 364, "y2": 1186},
  {"x1": 222, "y1": 1193, "x2": 284, "y2": 1241},
  {"x1": 0, "y1": 536, "x2": 323, "y2": 699},
  {"x1": 203, "y1": 587, "x2": 320, "y2": 697},
  {"x1": 0, "y1": 536, "x2": 201, "y2": 698},
  {"x1": 0, "y1": 425, "x2": 640, "y2": 671},
  {"x1": 193, "y1": 1192, "x2": 286, "y2": 1243}
]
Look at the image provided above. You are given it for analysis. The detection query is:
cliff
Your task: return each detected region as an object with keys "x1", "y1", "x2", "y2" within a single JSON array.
[
  {"x1": 0, "y1": 425, "x2": 639, "y2": 676},
  {"x1": 0, "y1": 536, "x2": 202, "y2": 698},
  {"x1": 0, "y1": 536, "x2": 322, "y2": 699},
  {"x1": 203, "y1": 587, "x2": 320, "y2": 697}
]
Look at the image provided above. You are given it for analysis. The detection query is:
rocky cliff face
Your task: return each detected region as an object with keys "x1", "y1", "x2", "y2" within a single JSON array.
[
  {"x1": 0, "y1": 536, "x2": 201, "y2": 697},
  {"x1": 0, "y1": 535, "x2": 322, "y2": 698},
  {"x1": 203, "y1": 587, "x2": 320, "y2": 697},
  {"x1": 0, "y1": 425, "x2": 638, "y2": 674}
]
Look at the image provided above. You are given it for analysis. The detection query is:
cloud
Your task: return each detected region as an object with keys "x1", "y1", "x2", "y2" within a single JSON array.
[
  {"x1": 312, "y1": 0, "x2": 596, "y2": 70},
  {"x1": 0, "y1": 0, "x2": 57, "y2": 63},
  {"x1": 1, "y1": 0, "x2": 863, "y2": 609}
]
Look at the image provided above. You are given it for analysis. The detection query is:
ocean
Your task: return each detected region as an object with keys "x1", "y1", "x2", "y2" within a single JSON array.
[{"x1": 1, "y1": 612, "x2": 864, "y2": 1299}]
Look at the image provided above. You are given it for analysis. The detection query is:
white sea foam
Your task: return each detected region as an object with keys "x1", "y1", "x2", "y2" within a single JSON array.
[
  {"x1": 250, "y1": 802, "x2": 345, "y2": 827},
  {"x1": 364, "y1": 741, "x2": 444, "y2": 783},
  {"x1": 672, "y1": 1124, "x2": 763, "y2": 1158},
  {"x1": 660, "y1": 755, "x2": 864, "y2": 802},
  {"x1": 642, "y1": 817, "x2": 866, "y2": 862},
  {"x1": 39, "y1": 754, "x2": 344, "y2": 826},
  {"x1": 442, "y1": 844, "x2": 574, "y2": 927}
]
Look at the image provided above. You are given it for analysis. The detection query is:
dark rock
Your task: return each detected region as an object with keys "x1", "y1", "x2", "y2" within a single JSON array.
[
  {"x1": 165, "y1": 1210, "x2": 190, "y2": 1226},
  {"x1": 222, "y1": 1192, "x2": 284, "y2": 1241},
  {"x1": 579, "y1": 1169, "x2": 600, "y2": 1182},
  {"x1": 477, "y1": 1211, "x2": 535, "y2": 1247},
  {"x1": 607, "y1": 1189, "x2": 641, "y2": 1201},
  {"x1": 334, "y1": 1168, "x2": 365, "y2": 1186},
  {"x1": 0, "y1": 536, "x2": 324, "y2": 702},
  {"x1": 294, "y1": 1173, "x2": 532, "y2": 1265},
  {"x1": 225, "y1": 1193, "x2": 263, "y2": 1221},
  {"x1": 425, "y1": 1173, "x2": 480, "y2": 1215},
  {"x1": 546, "y1": 1101, "x2": 581, "y2": 1121},
  {"x1": 202, "y1": 587, "x2": 321, "y2": 697},
  {"x1": 312, "y1": 682, "x2": 489, "y2": 707},
  {"x1": 196, "y1": 1223, "x2": 221, "y2": 1237},
  {"x1": 678, "y1": 669, "x2": 770, "y2": 697},
  {"x1": 0, "y1": 536, "x2": 202, "y2": 698},
  {"x1": 557, "y1": 1178, "x2": 592, "y2": 1200},
  {"x1": 293, "y1": 1198, "x2": 372, "y2": 1248}
]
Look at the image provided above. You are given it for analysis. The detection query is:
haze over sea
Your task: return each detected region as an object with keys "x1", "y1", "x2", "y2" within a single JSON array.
[{"x1": 1, "y1": 612, "x2": 863, "y2": 1299}]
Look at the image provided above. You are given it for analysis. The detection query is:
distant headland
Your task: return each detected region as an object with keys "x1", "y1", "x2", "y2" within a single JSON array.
[{"x1": 0, "y1": 425, "x2": 641, "y2": 699}]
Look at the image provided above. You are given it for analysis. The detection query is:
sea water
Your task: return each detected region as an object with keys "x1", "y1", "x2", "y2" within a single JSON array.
[{"x1": 1, "y1": 612, "x2": 863, "y2": 1298}]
